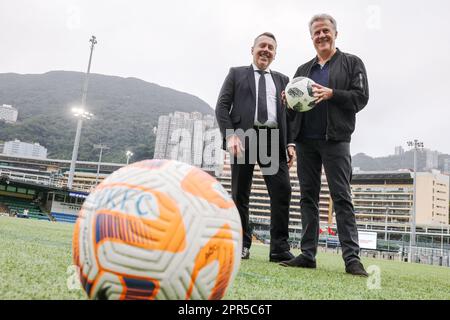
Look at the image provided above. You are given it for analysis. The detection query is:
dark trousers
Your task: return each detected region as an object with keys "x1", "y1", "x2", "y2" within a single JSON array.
[
  {"x1": 230, "y1": 128, "x2": 292, "y2": 253},
  {"x1": 296, "y1": 139, "x2": 360, "y2": 264}
]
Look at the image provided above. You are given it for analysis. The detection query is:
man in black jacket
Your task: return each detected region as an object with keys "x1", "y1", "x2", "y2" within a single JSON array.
[
  {"x1": 216, "y1": 32, "x2": 295, "y2": 262},
  {"x1": 280, "y1": 14, "x2": 369, "y2": 276}
]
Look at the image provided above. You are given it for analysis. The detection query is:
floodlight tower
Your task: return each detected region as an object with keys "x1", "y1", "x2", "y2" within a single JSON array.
[
  {"x1": 406, "y1": 139, "x2": 424, "y2": 262},
  {"x1": 68, "y1": 36, "x2": 97, "y2": 189},
  {"x1": 126, "y1": 150, "x2": 134, "y2": 165},
  {"x1": 94, "y1": 144, "x2": 109, "y2": 185}
]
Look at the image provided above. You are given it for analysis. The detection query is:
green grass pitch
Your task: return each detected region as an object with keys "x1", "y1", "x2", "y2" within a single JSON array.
[{"x1": 1, "y1": 216, "x2": 449, "y2": 300}]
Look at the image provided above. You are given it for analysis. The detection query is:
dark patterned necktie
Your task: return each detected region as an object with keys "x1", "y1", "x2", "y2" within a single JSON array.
[{"x1": 256, "y1": 70, "x2": 268, "y2": 124}]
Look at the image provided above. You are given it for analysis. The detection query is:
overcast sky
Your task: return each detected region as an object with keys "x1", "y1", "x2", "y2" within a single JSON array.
[{"x1": 1, "y1": 0, "x2": 449, "y2": 157}]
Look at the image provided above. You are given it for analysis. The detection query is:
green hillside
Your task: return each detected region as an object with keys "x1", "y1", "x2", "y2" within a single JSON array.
[{"x1": 0, "y1": 71, "x2": 213, "y2": 163}]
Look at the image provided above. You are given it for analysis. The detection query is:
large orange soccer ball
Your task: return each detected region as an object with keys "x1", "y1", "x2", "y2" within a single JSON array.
[{"x1": 72, "y1": 160, "x2": 242, "y2": 300}]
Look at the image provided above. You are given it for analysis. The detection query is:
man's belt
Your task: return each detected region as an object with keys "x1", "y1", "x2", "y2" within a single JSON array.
[{"x1": 253, "y1": 124, "x2": 278, "y2": 129}]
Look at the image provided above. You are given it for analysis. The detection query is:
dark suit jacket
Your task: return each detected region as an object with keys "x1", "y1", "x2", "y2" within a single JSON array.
[{"x1": 215, "y1": 65, "x2": 292, "y2": 151}]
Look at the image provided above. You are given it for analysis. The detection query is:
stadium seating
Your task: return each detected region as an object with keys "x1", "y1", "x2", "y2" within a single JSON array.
[
  {"x1": 0, "y1": 195, "x2": 50, "y2": 221},
  {"x1": 51, "y1": 212, "x2": 77, "y2": 223}
]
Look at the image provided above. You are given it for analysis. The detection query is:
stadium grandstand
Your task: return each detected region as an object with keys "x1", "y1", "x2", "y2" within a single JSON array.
[
  {"x1": 0, "y1": 153, "x2": 124, "y2": 223},
  {"x1": 0, "y1": 175, "x2": 89, "y2": 223},
  {"x1": 0, "y1": 154, "x2": 124, "y2": 191}
]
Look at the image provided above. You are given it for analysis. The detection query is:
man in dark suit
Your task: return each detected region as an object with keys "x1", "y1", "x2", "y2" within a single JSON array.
[{"x1": 215, "y1": 32, "x2": 296, "y2": 262}]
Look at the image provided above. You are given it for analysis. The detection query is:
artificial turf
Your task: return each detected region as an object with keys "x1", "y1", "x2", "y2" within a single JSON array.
[{"x1": 0, "y1": 216, "x2": 449, "y2": 300}]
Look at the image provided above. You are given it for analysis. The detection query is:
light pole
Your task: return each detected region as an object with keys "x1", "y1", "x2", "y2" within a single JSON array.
[
  {"x1": 68, "y1": 108, "x2": 93, "y2": 189},
  {"x1": 407, "y1": 139, "x2": 424, "y2": 262},
  {"x1": 94, "y1": 144, "x2": 109, "y2": 185},
  {"x1": 385, "y1": 206, "x2": 389, "y2": 241},
  {"x1": 126, "y1": 151, "x2": 134, "y2": 165},
  {"x1": 441, "y1": 223, "x2": 444, "y2": 258},
  {"x1": 68, "y1": 35, "x2": 98, "y2": 189}
]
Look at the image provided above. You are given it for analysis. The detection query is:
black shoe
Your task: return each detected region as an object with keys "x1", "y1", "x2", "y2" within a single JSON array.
[
  {"x1": 269, "y1": 251, "x2": 295, "y2": 262},
  {"x1": 345, "y1": 260, "x2": 368, "y2": 277},
  {"x1": 241, "y1": 247, "x2": 250, "y2": 260},
  {"x1": 279, "y1": 254, "x2": 317, "y2": 268}
]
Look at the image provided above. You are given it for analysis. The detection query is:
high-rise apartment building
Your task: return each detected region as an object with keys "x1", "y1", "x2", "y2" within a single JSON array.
[
  {"x1": 425, "y1": 149, "x2": 439, "y2": 170},
  {"x1": 153, "y1": 115, "x2": 170, "y2": 159},
  {"x1": 0, "y1": 104, "x2": 18, "y2": 123},
  {"x1": 395, "y1": 146, "x2": 405, "y2": 156},
  {"x1": 3, "y1": 140, "x2": 47, "y2": 159}
]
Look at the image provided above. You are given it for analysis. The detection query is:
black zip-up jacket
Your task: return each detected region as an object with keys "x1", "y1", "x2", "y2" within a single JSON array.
[{"x1": 288, "y1": 48, "x2": 369, "y2": 142}]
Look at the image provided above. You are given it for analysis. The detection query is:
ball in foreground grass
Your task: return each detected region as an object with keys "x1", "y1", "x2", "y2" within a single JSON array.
[{"x1": 72, "y1": 160, "x2": 242, "y2": 300}]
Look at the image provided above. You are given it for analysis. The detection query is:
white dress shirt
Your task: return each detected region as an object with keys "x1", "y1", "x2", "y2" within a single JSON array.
[{"x1": 252, "y1": 64, "x2": 277, "y2": 127}]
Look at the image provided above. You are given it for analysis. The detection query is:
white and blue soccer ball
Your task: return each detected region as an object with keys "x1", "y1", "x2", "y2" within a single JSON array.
[{"x1": 285, "y1": 77, "x2": 317, "y2": 112}]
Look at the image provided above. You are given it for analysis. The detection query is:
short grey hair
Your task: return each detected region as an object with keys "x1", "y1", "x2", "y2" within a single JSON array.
[
  {"x1": 309, "y1": 14, "x2": 337, "y2": 35},
  {"x1": 253, "y1": 32, "x2": 277, "y2": 45}
]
